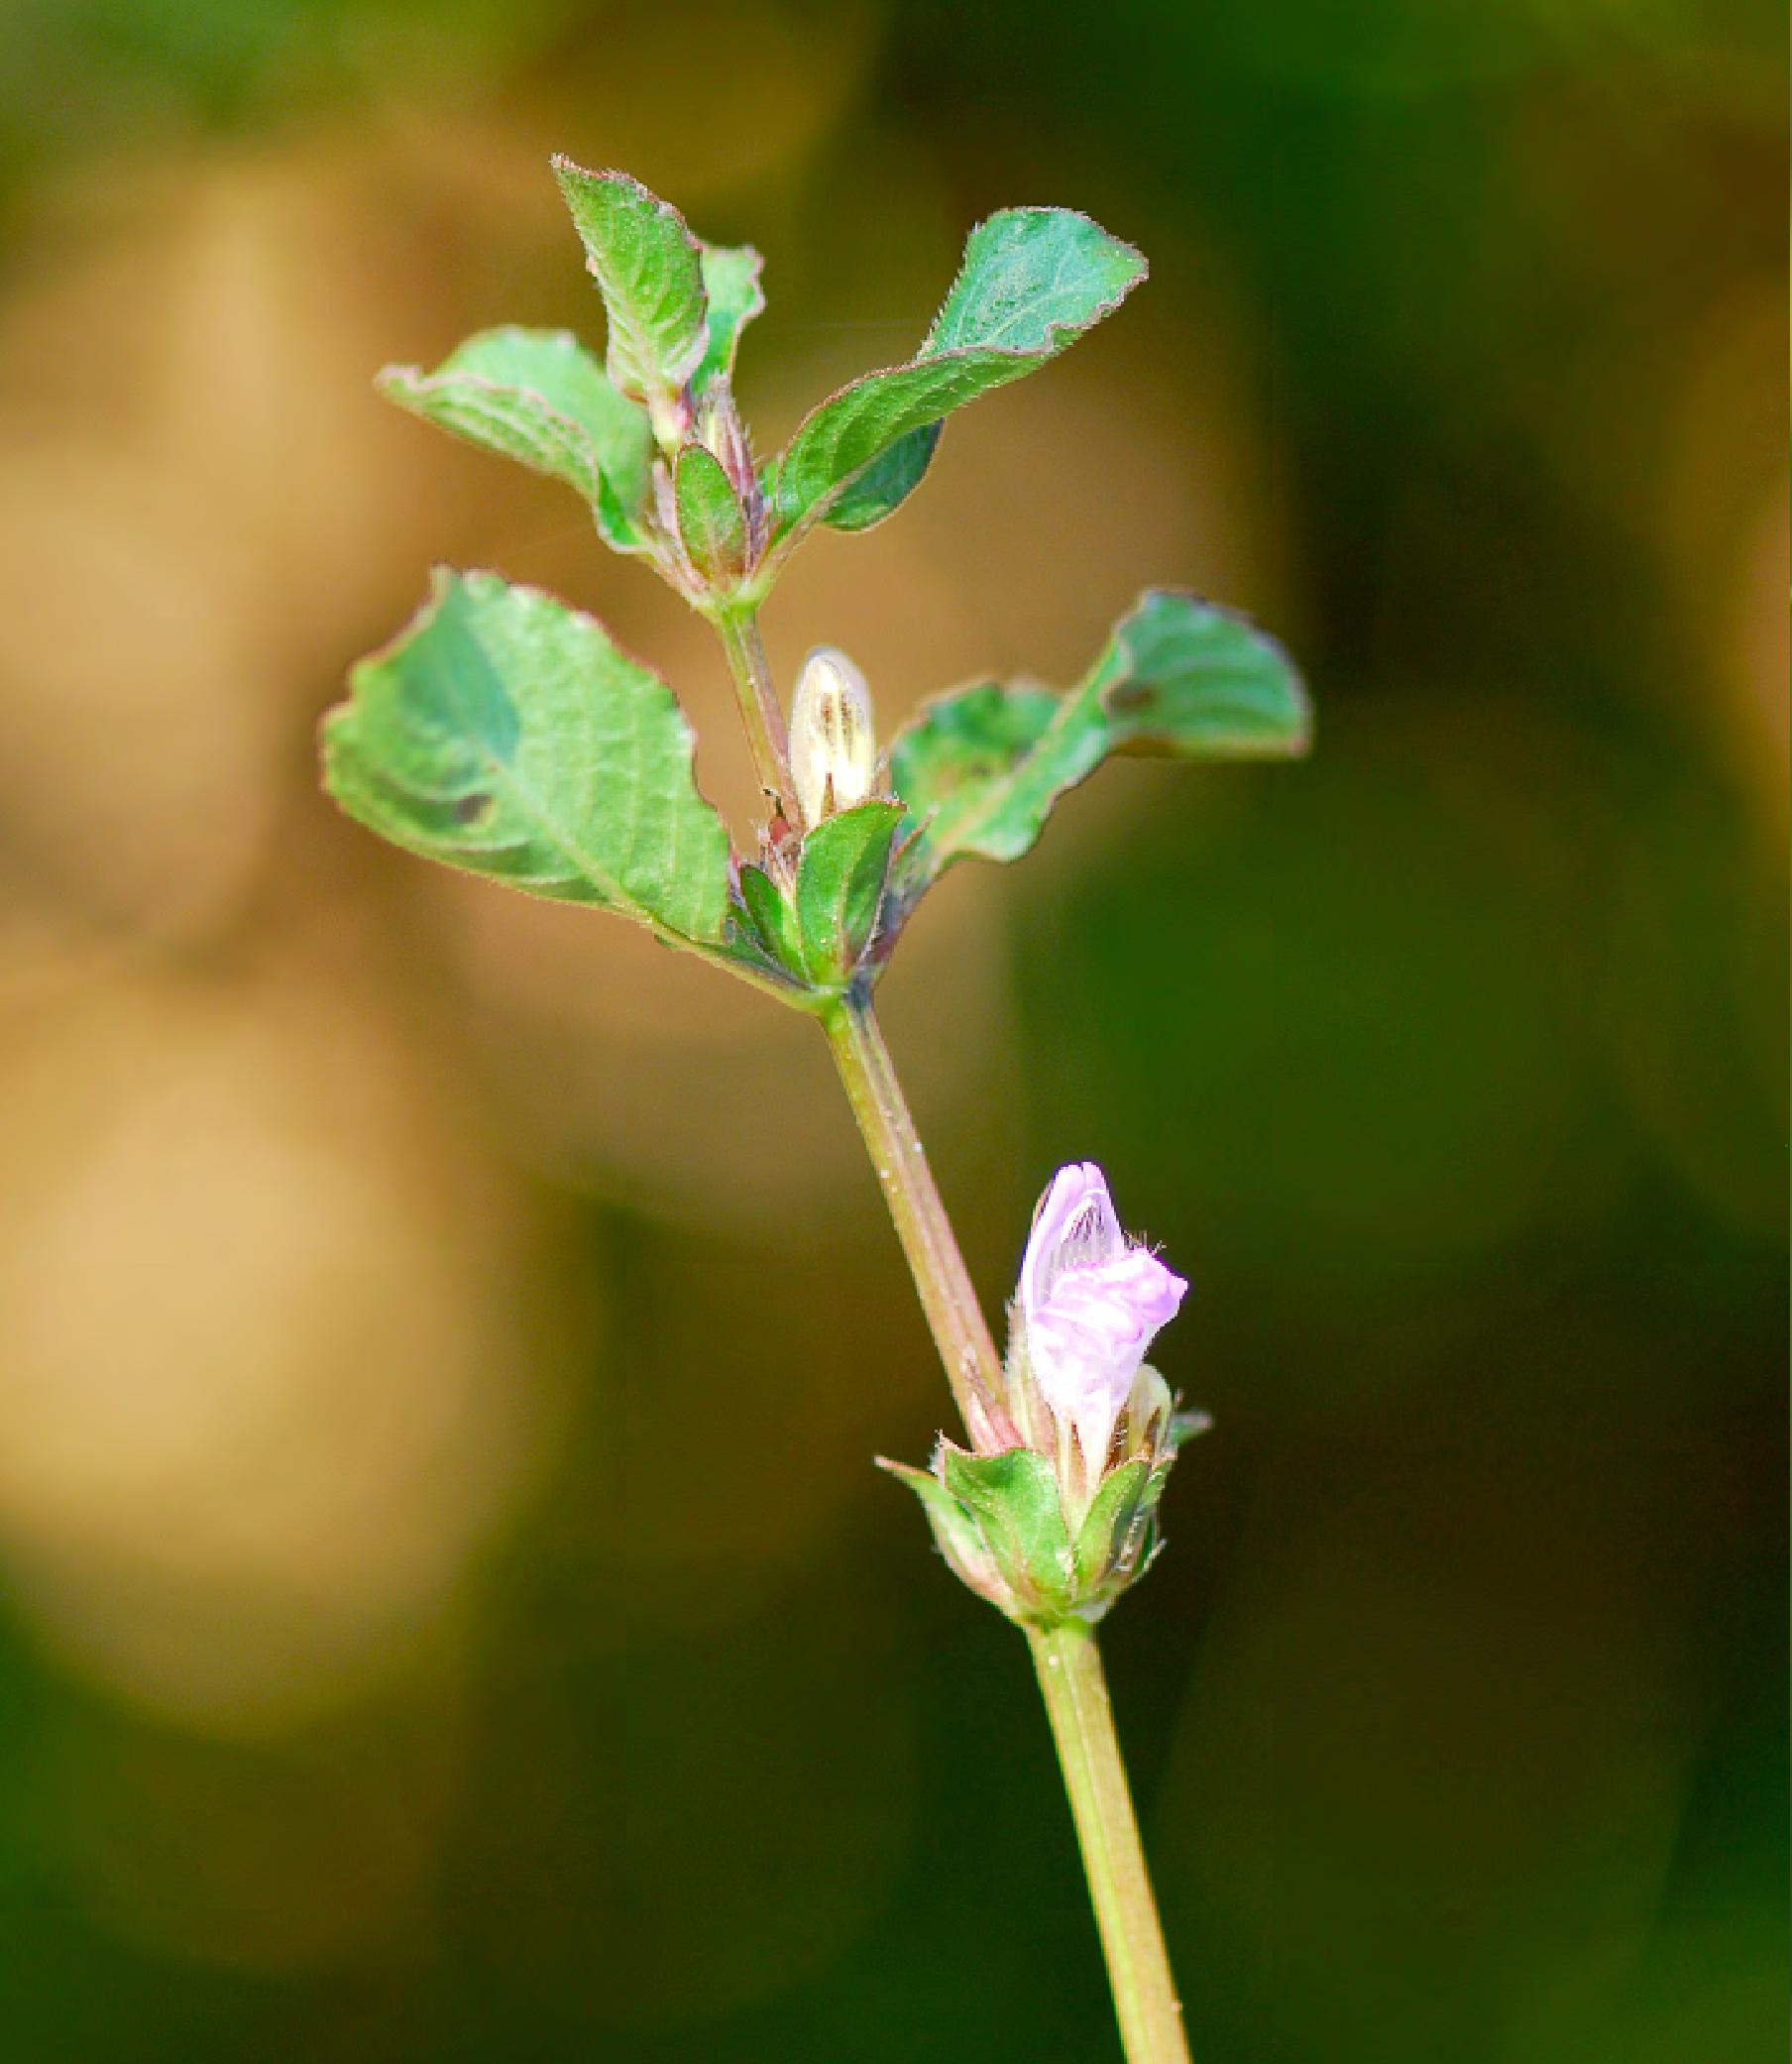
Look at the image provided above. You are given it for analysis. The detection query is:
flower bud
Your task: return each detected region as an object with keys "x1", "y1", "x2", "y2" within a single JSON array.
[
  {"x1": 884, "y1": 1160, "x2": 1201, "y2": 1628},
  {"x1": 789, "y1": 647, "x2": 876, "y2": 824},
  {"x1": 1019, "y1": 1162, "x2": 1186, "y2": 1482}
]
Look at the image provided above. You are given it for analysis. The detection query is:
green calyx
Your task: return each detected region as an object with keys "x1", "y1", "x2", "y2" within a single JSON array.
[
  {"x1": 879, "y1": 1364, "x2": 1206, "y2": 1628},
  {"x1": 733, "y1": 800, "x2": 908, "y2": 998}
]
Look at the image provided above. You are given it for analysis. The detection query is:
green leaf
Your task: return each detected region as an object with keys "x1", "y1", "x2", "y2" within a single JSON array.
[
  {"x1": 727, "y1": 803, "x2": 906, "y2": 995},
  {"x1": 821, "y1": 422, "x2": 943, "y2": 534},
  {"x1": 1140, "y1": 1460, "x2": 1176, "y2": 1526},
  {"x1": 378, "y1": 327, "x2": 653, "y2": 551},
  {"x1": 1072, "y1": 1459, "x2": 1151, "y2": 1587},
  {"x1": 773, "y1": 206, "x2": 1146, "y2": 544},
  {"x1": 793, "y1": 801, "x2": 905, "y2": 984},
  {"x1": 1166, "y1": 1406, "x2": 1213, "y2": 1456},
  {"x1": 322, "y1": 568, "x2": 730, "y2": 945},
  {"x1": 552, "y1": 158, "x2": 708, "y2": 412},
  {"x1": 736, "y1": 862, "x2": 804, "y2": 976},
  {"x1": 710, "y1": 906, "x2": 818, "y2": 1005},
  {"x1": 1096, "y1": 591, "x2": 1311, "y2": 759},
  {"x1": 674, "y1": 442, "x2": 748, "y2": 586},
  {"x1": 876, "y1": 1458, "x2": 1003, "y2": 1604},
  {"x1": 696, "y1": 241, "x2": 764, "y2": 395},
  {"x1": 888, "y1": 678, "x2": 1067, "y2": 870},
  {"x1": 1130, "y1": 1461, "x2": 1177, "y2": 1578},
  {"x1": 889, "y1": 590, "x2": 1308, "y2": 902},
  {"x1": 923, "y1": 208, "x2": 1146, "y2": 357},
  {"x1": 940, "y1": 1445, "x2": 1073, "y2": 1614}
]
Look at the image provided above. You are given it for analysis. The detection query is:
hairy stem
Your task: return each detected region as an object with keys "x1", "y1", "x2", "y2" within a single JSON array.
[
  {"x1": 715, "y1": 608, "x2": 798, "y2": 825},
  {"x1": 820, "y1": 993, "x2": 1001, "y2": 1427},
  {"x1": 821, "y1": 986, "x2": 1191, "y2": 2064}
]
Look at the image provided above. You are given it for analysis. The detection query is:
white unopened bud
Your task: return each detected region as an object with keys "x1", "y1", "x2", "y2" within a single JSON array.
[{"x1": 789, "y1": 647, "x2": 876, "y2": 824}]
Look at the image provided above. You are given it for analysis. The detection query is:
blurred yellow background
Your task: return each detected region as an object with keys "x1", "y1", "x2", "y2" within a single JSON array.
[{"x1": 0, "y1": 1, "x2": 1782, "y2": 2058}]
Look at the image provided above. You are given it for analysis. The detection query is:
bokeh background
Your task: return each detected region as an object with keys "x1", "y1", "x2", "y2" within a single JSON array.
[{"x1": 0, "y1": 1, "x2": 1783, "y2": 2058}]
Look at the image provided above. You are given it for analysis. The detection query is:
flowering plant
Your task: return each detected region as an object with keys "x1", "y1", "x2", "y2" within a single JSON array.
[
  {"x1": 1021, "y1": 1161, "x2": 1189, "y2": 1482},
  {"x1": 885, "y1": 1162, "x2": 1200, "y2": 1627},
  {"x1": 322, "y1": 157, "x2": 1308, "y2": 2064}
]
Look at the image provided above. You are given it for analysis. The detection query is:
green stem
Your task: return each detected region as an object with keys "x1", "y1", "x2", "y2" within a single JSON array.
[
  {"x1": 821, "y1": 987, "x2": 1191, "y2": 2064},
  {"x1": 820, "y1": 993, "x2": 999, "y2": 1431},
  {"x1": 715, "y1": 608, "x2": 799, "y2": 826},
  {"x1": 1029, "y1": 1620, "x2": 1191, "y2": 2064}
]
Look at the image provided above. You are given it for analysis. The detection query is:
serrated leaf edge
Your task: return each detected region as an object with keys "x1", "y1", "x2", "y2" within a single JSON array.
[
  {"x1": 1099, "y1": 590, "x2": 1312, "y2": 758},
  {"x1": 324, "y1": 565, "x2": 728, "y2": 945},
  {"x1": 550, "y1": 156, "x2": 710, "y2": 400},
  {"x1": 376, "y1": 346, "x2": 648, "y2": 552},
  {"x1": 920, "y1": 205, "x2": 1148, "y2": 357},
  {"x1": 767, "y1": 207, "x2": 1148, "y2": 558},
  {"x1": 887, "y1": 588, "x2": 1309, "y2": 902}
]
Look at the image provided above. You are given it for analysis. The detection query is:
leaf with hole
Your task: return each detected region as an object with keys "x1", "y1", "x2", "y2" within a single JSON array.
[
  {"x1": 322, "y1": 568, "x2": 731, "y2": 947},
  {"x1": 888, "y1": 590, "x2": 1308, "y2": 907}
]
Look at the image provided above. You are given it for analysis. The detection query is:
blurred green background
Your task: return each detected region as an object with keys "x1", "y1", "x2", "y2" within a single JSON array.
[{"x1": 0, "y1": 1, "x2": 1783, "y2": 2059}]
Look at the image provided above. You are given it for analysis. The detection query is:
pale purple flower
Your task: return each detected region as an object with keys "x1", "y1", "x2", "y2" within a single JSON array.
[{"x1": 1019, "y1": 1162, "x2": 1186, "y2": 1468}]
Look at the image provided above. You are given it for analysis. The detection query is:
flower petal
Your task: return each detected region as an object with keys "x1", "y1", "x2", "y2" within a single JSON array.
[{"x1": 1021, "y1": 1161, "x2": 1124, "y2": 1318}]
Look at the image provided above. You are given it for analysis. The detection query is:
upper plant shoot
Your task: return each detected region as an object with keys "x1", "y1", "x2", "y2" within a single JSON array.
[{"x1": 325, "y1": 159, "x2": 1309, "y2": 1017}]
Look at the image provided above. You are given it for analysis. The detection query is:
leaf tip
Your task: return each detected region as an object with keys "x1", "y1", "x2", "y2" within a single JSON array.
[
  {"x1": 551, "y1": 156, "x2": 697, "y2": 232},
  {"x1": 374, "y1": 361, "x2": 423, "y2": 402},
  {"x1": 550, "y1": 153, "x2": 629, "y2": 188}
]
